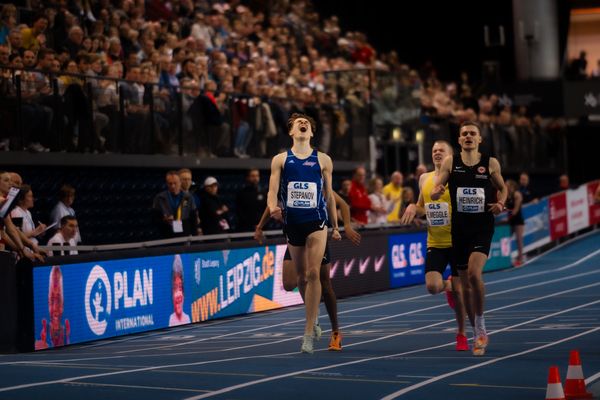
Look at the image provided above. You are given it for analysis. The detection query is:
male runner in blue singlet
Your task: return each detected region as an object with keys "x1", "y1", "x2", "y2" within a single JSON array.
[{"x1": 267, "y1": 113, "x2": 341, "y2": 353}]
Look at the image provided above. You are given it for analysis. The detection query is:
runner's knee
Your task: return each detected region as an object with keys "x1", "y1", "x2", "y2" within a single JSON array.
[
  {"x1": 426, "y1": 282, "x2": 441, "y2": 295},
  {"x1": 306, "y1": 267, "x2": 319, "y2": 282},
  {"x1": 468, "y1": 269, "x2": 481, "y2": 284}
]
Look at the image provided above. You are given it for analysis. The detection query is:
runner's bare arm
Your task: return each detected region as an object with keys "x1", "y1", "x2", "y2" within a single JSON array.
[
  {"x1": 431, "y1": 156, "x2": 452, "y2": 200},
  {"x1": 334, "y1": 191, "x2": 361, "y2": 245},
  {"x1": 320, "y1": 152, "x2": 341, "y2": 240},
  {"x1": 489, "y1": 157, "x2": 507, "y2": 215},
  {"x1": 254, "y1": 206, "x2": 271, "y2": 243},
  {"x1": 267, "y1": 153, "x2": 286, "y2": 220}
]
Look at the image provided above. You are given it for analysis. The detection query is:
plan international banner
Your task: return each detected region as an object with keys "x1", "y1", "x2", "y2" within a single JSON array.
[{"x1": 32, "y1": 245, "x2": 297, "y2": 349}]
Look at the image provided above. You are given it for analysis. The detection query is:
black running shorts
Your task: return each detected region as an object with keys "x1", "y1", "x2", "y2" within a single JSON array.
[
  {"x1": 452, "y1": 229, "x2": 494, "y2": 270},
  {"x1": 283, "y1": 220, "x2": 327, "y2": 246},
  {"x1": 425, "y1": 247, "x2": 457, "y2": 276}
]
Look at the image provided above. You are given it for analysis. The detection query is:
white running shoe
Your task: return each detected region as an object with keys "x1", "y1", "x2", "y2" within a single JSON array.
[{"x1": 301, "y1": 334, "x2": 314, "y2": 354}]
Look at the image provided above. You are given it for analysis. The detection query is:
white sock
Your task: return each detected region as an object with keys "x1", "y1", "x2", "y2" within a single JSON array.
[{"x1": 475, "y1": 315, "x2": 486, "y2": 335}]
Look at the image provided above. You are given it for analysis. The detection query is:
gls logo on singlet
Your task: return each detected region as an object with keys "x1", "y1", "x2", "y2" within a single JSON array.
[{"x1": 293, "y1": 182, "x2": 310, "y2": 189}]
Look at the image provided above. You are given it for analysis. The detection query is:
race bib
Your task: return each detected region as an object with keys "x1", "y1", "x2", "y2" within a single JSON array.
[
  {"x1": 425, "y1": 202, "x2": 450, "y2": 226},
  {"x1": 457, "y1": 187, "x2": 485, "y2": 213},
  {"x1": 287, "y1": 181, "x2": 317, "y2": 208},
  {"x1": 172, "y1": 220, "x2": 183, "y2": 233}
]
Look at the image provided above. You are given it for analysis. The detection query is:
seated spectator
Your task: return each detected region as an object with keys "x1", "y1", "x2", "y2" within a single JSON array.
[
  {"x1": 367, "y1": 176, "x2": 390, "y2": 224},
  {"x1": 199, "y1": 176, "x2": 230, "y2": 235},
  {"x1": 50, "y1": 184, "x2": 80, "y2": 242},
  {"x1": 235, "y1": 168, "x2": 266, "y2": 232},
  {"x1": 10, "y1": 184, "x2": 46, "y2": 246},
  {"x1": 152, "y1": 170, "x2": 198, "y2": 238},
  {"x1": 0, "y1": 171, "x2": 43, "y2": 260},
  {"x1": 47, "y1": 215, "x2": 79, "y2": 256}
]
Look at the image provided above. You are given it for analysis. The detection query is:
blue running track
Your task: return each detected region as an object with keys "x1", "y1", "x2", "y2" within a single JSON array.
[{"x1": 1, "y1": 230, "x2": 600, "y2": 400}]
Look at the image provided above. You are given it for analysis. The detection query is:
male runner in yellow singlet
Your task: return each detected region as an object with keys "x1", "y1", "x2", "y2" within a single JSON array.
[{"x1": 401, "y1": 140, "x2": 474, "y2": 351}]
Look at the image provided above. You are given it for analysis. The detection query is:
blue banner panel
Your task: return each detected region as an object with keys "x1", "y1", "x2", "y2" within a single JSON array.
[
  {"x1": 184, "y1": 245, "x2": 282, "y2": 323},
  {"x1": 388, "y1": 231, "x2": 429, "y2": 288},
  {"x1": 484, "y1": 224, "x2": 512, "y2": 272},
  {"x1": 518, "y1": 198, "x2": 551, "y2": 253},
  {"x1": 33, "y1": 255, "x2": 174, "y2": 349},
  {"x1": 33, "y1": 245, "x2": 288, "y2": 350}
]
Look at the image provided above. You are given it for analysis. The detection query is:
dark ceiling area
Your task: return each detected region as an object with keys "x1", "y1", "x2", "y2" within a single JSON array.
[{"x1": 312, "y1": 0, "x2": 572, "y2": 84}]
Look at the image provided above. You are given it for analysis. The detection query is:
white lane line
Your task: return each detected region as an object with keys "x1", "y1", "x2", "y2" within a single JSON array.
[
  {"x1": 10, "y1": 268, "x2": 600, "y2": 366},
  {"x1": 71, "y1": 233, "x2": 600, "y2": 355},
  {"x1": 0, "y1": 356, "x2": 126, "y2": 366},
  {"x1": 380, "y1": 326, "x2": 600, "y2": 399},
  {"x1": 558, "y1": 248, "x2": 600, "y2": 270},
  {"x1": 341, "y1": 281, "x2": 600, "y2": 349},
  {"x1": 89, "y1": 270, "x2": 600, "y2": 358},
  {"x1": 43, "y1": 228, "x2": 600, "y2": 356},
  {"x1": 3, "y1": 281, "x2": 598, "y2": 395},
  {"x1": 518, "y1": 229, "x2": 600, "y2": 268},
  {"x1": 107, "y1": 231, "x2": 600, "y2": 354},
  {"x1": 80, "y1": 305, "x2": 305, "y2": 349},
  {"x1": 180, "y1": 300, "x2": 600, "y2": 400},
  {"x1": 65, "y1": 381, "x2": 210, "y2": 393},
  {"x1": 585, "y1": 370, "x2": 600, "y2": 385},
  {"x1": 115, "y1": 292, "x2": 433, "y2": 354}
]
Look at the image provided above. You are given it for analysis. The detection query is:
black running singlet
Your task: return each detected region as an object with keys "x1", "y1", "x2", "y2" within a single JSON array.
[{"x1": 448, "y1": 153, "x2": 496, "y2": 233}]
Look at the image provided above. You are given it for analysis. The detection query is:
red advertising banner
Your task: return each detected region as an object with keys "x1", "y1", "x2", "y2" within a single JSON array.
[
  {"x1": 549, "y1": 192, "x2": 568, "y2": 240},
  {"x1": 588, "y1": 181, "x2": 600, "y2": 225}
]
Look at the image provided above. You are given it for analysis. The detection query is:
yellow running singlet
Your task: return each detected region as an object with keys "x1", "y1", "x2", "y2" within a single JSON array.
[{"x1": 422, "y1": 172, "x2": 452, "y2": 248}]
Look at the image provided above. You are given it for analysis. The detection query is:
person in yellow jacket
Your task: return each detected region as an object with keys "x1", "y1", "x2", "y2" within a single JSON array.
[
  {"x1": 383, "y1": 171, "x2": 403, "y2": 222},
  {"x1": 400, "y1": 140, "x2": 474, "y2": 351}
]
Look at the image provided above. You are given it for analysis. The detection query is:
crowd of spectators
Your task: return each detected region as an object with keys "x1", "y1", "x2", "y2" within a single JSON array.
[
  {"x1": 0, "y1": 0, "x2": 586, "y2": 262},
  {"x1": 0, "y1": 0, "x2": 568, "y2": 171},
  {"x1": 0, "y1": 0, "x2": 379, "y2": 157}
]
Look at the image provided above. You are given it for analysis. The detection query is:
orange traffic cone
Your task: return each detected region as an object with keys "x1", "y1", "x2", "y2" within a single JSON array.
[
  {"x1": 564, "y1": 350, "x2": 593, "y2": 399},
  {"x1": 546, "y1": 366, "x2": 566, "y2": 400}
]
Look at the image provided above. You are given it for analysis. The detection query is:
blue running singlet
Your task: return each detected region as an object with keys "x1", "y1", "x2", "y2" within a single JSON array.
[{"x1": 279, "y1": 149, "x2": 328, "y2": 225}]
